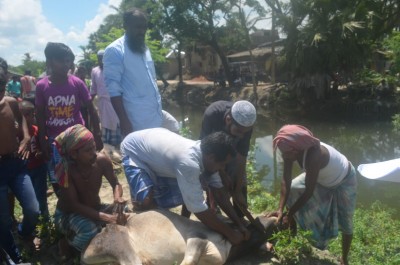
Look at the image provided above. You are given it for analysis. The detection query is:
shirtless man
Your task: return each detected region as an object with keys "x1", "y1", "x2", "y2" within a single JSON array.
[
  {"x1": 53, "y1": 124, "x2": 124, "y2": 257},
  {"x1": 0, "y1": 60, "x2": 39, "y2": 264}
]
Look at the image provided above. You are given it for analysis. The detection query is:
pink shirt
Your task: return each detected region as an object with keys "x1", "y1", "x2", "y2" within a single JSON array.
[
  {"x1": 91, "y1": 66, "x2": 119, "y2": 130},
  {"x1": 35, "y1": 75, "x2": 91, "y2": 138}
]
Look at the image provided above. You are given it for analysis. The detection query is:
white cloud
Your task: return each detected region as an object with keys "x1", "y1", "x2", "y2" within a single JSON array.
[{"x1": 0, "y1": 0, "x2": 121, "y2": 66}]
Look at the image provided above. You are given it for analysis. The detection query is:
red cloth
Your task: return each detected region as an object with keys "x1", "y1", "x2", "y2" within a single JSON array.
[
  {"x1": 273, "y1": 124, "x2": 320, "y2": 152},
  {"x1": 27, "y1": 125, "x2": 46, "y2": 169}
]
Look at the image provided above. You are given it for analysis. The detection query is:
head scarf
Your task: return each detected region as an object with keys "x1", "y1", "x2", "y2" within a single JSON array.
[
  {"x1": 55, "y1": 124, "x2": 94, "y2": 187},
  {"x1": 273, "y1": 124, "x2": 320, "y2": 153}
]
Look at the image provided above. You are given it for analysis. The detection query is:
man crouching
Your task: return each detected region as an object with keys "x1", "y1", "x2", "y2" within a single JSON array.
[
  {"x1": 53, "y1": 124, "x2": 125, "y2": 258},
  {"x1": 121, "y1": 128, "x2": 249, "y2": 245}
]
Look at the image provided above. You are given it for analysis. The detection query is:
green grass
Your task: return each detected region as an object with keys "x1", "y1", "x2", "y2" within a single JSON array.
[{"x1": 328, "y1": 202, "x2": 400, "y2": 265}]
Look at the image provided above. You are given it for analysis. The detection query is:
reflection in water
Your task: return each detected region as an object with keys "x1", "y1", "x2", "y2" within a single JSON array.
[
  {"x1": 254, "y1": 136, "x2": 276, "y2": 192},
  {"x1": 165, "y1": 104, "x2": 400, "y2": 216}
]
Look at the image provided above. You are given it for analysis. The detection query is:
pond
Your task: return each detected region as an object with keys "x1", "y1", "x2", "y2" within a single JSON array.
[{"x1": 165, "y1": 103, "x2": 400, "y2": 217}]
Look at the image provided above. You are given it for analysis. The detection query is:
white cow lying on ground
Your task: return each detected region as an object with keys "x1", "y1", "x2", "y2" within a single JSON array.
[{"x1": 82, "y1": 209, "x2": 276, "y2": 265}]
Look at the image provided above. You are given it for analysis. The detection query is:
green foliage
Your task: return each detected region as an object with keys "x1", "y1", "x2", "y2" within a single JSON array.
[
  {"x1": 383, "y1": 31, "x2": 400, "y2": 74},
  {"x1": 95, "y1": 27, "x2": 124, "y2": 51},
  {"x1": 179, "y1": 125, "x2": 193, "y2": 139},
  {"x1": 246, "y1": 147, "x2": 277, "y2": 213},
  {"x1": 392, "y1": 113, "x2": 400, "y2": 132},
  {"x1": 9, "y1": 53, "x2": 46, "y2": 77},
  {"x1": 36, "y1": 216, "x2": 60, "y2": 248},
  {"x1": 146, "y1": 30, "x2": 169, "y2": 63},
  {"x1": 271, "y1": 229, "x2": 314, "y2": 264},
  {"x1": 356, "y1": 68, "x2": 397, "y2": 85},
  {"x1": 328, "y1": 201, "x2": 400, "y2": 265}
]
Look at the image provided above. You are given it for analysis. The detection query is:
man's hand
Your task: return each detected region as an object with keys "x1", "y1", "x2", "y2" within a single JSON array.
[
  {"x1": 268, "y1": 210, "x2": 294, "y2": 230},
  {"x1": 94, "y1": 134, "x2": 103, "y2": 151},
  {"x1": 238, "y1": 225, "x2": 251, "y2": 240},
  {"x1": 100, "y1": 212, "x2": 119, "y2": 224},
  {"x1": 18, "y1": 137, "x2": 30, "y2": 160},
  {"x1": 116, "y1": 202, "x2": 128, "y2": 226},
  {"x1": 226, "y1": 229, "x2": 245, "y2": 245},
  {"x1": 267, "y1": 210, "x2": 283, "y2": 224},
  {"x1": 220, "y1": 170, "x2": 233, "y2": 191},
  {"x1": 232, "y1": 191, "x2": 247, "y2": 210},
  {"x1": 114, "y1": 197, "x2": 127, "y2": 204}
]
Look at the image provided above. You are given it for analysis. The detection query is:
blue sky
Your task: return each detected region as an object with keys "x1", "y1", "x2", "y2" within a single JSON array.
[
  {"x1": 0, "y1": 0, "x2": 122, "y2": 66},
  {"x1": 41, "y1": 0, "x2": 112, "y2": 32}
]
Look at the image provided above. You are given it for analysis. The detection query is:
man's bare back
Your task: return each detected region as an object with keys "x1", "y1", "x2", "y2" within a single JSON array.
[{"x1": 0, "y1": 96, "x2": 21, "y2": 155}]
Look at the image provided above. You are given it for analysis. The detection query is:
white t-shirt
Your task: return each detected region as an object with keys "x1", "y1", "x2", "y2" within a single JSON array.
[
  {"x1": 302, "y1": 142, "x2": 349, "y2": 187},
  {"x1": 121, "y1": 128, "x2": 222, "y2": 213}
]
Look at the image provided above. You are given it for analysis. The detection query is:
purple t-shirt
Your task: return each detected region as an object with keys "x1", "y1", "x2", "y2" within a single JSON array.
[{"x1": 35, "y1": 75, "x2": 91, "y2": 138}]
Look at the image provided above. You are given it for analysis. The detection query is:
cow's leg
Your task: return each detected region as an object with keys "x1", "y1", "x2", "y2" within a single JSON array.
[{"x1": 180, "y1": 237, "x2": 208, "y2": 265}]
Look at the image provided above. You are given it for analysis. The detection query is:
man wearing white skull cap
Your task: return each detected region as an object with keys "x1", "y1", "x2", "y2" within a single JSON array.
[{"x1": 198, "y1": 100, "x2": 256, "y2": 222}]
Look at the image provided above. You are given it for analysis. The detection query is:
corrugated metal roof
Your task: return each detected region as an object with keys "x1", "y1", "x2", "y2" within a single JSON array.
[{"x1": 227, "y1": 46, "x2": 283, "y2": 58}]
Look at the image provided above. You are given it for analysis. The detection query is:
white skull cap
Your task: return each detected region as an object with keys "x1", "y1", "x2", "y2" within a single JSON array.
[
  {"x1": 231, "y1": 100, "x2": 256, "y2": 127},
  {"x1": 97, "y1": 50, "x2": 105, "y2": 56}
]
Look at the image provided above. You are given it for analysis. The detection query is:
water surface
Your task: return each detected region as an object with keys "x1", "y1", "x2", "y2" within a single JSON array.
[{"x1": 165, "y1": 104, "x2": 400, "y2": 216}]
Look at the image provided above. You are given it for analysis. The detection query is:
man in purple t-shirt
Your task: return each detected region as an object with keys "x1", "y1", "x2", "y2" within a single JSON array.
[{"x1": 35, "y1": 42, "x2": 103, "y2": 195}]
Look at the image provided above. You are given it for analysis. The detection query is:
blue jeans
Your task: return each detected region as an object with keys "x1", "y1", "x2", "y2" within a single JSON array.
[
  {"x1": 47, "y1": 138, "x2": 61, "y2": 184},
  {"x1": 0, "y1": 158, "x2": 40, "y2": 263},
  {"x1": 28, "y1": 163, "x2": 49, "y2": 217}
]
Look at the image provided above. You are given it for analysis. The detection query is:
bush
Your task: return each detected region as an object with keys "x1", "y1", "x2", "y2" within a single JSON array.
[
  {"x1": 328, "y1": 201, "x2": 400, "y2": 265},
  {"x1": 271, "y1": 229, "x2": 314, "y2": 264}
]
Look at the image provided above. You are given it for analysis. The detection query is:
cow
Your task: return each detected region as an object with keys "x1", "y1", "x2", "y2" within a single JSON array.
[{"x1": 81, "y1": 209, "x2": 277, "y2": 265}]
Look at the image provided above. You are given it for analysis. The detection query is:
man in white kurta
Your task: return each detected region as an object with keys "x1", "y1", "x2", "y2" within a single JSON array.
[
  {"x1": 103, "y1": 9, "x2": 162, "y2": 136},
  {"x1": 120, "y1": 127, "x2": 249, "y2": 245}
]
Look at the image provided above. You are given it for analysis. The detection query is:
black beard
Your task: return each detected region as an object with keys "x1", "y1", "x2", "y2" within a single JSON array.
[{"x1": 127, "y1": 37, "x2": 146, "y2": 54}]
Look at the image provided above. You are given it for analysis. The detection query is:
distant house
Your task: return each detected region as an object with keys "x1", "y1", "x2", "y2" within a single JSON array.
[
  {"x1": 227, "y1": 39, "x2": 284, "y2": 83},
  {"x1": 159, "y1": 50, "x2": 185, "y2": 80},
  {"x1": 161, "y1": 29, "x2": 282, "y2": 80},
  {"x1": 161, "y1": 46, "x2": 222, "y2": 80}
]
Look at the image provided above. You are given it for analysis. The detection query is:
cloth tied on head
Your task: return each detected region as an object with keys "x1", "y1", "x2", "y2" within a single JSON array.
[
  {"x1": 97, "y1": 50, "x2": 105, "y2": 56},
  {"x1": 231, "y1": 100, "x2": 256, "y2": 127},
  {"x1": 273, "y1": 124, "x2": 320, "y2": 153},
  {"x1": 55, "y1": 124, "x2": 94, "y2": 187}
]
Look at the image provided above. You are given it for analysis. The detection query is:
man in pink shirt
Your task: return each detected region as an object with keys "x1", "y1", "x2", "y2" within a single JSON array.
[
  {"x1": 91, "y1": 50, "x2": 121, "y2": 147},
  {"x1": 36, "y1": 42, "x2": 103, "y2": 196}
]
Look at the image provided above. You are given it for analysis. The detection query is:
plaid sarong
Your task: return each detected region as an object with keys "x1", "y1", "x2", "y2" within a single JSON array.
[
  {"x1": 54, "y1": 208, "x2": 103, "y2": 251},
  {"x1": 101, "y1": 127, "x2": 122, "y2": 147},
  {"x1": 287, "y1": 165, "x2": 357, "y2": 249},
  {"x1": 122, "y1": 156, "x2": 183, "y2": 209}
]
